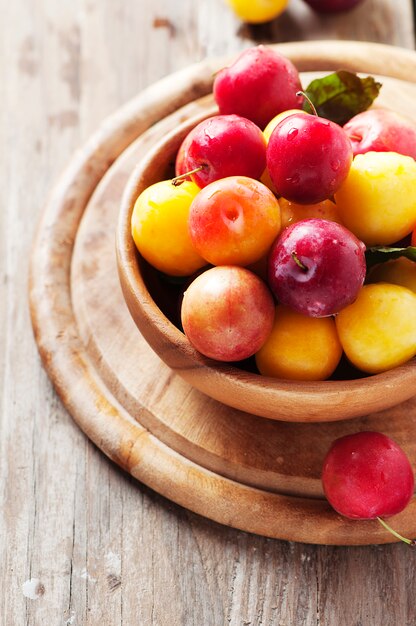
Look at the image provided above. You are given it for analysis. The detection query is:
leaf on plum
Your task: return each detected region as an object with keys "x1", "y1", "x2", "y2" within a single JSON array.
[
  {"x1": 365, "y1": 246, "x2": 416, "y2": 270},
  {"x1": 302, "y1": 71, "x2": 382, "y2": 125}
]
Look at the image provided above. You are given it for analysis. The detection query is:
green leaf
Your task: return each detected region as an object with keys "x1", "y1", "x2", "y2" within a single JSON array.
[
  {"x1": 302, "y1": 70, "x2": 382, "y2": 125},
  {"x1": 365, "y1": 246, "x2": 416, "y2": 270}
]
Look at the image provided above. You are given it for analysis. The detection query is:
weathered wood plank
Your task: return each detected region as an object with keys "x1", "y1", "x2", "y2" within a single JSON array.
[{"x1": 0, "y1": 0, "x2": 86, "y2": 624}]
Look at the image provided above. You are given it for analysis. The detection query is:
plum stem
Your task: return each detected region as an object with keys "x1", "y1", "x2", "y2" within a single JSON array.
[
  {"x1": 376, "y1": 517, "x2": 416, "y2": 546},
  {"x1": 296, "y1": 91, "x2": 318, "y2": 117},
  {"x1": 291, "y1": 251, "x2": 308, "y2": 272},
  {"x1": 172, "y1": 165, "x2": 207, "y2": 186}
]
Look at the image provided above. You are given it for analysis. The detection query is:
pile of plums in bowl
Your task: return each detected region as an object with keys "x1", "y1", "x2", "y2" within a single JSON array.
[{"x1": 116, "y1": 45, "x2": 416, "y2": 425}]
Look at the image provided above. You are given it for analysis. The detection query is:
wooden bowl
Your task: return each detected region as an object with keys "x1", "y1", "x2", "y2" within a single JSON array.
[{"x1": 116, "y1": 109, "x2": 416, "y2": 423}]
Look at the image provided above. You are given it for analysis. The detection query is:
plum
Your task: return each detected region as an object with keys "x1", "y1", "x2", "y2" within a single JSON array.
[
  {"x1": 303, "y1": 0, "x2": 364, "y2": 12},
  {"x1": 188, "y1": 176, "x2": 281, "y2": 267},
  {"x1": 344, "y1": 108, "x2": 416, "y2": 159},
  {"x1": 267, "y1": 218, "x2": 366, "y2": 317},
  {"x1": 180, "y1": 114, "x2": 266, "y2": 188},
  {"x1": 181, "y1": 266, "x2": 275, "y2": 362},
  {"x1": 267, "y1": 112, "x2": 353, "y2": 204},
  {"x1": 213, "y1": 46, "x2": 303, "y2": 129},
  {"x1": 322, "y1": 431, "x2": 414, "y2": 520}
]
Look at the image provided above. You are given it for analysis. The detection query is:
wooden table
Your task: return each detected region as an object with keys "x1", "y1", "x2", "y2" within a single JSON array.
[{"x1": 2, "y1": 1, "x2": 416, "y2": 624}]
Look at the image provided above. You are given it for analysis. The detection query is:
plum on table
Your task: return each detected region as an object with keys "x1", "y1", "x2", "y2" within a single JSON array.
[
  {"x1": 303, "y1": 0, "x2": 365, "y2": 13},
  {"x1": 225, "y1": 0, "x2": 289, "y2": 23},
  {"x1": 322, "y1": 431, "x2": 414, "y2": 539}
]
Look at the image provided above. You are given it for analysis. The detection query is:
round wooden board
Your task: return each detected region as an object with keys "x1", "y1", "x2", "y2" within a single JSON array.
[{"x1": 30, "y1": 41, "x2": 416, "y2": 545}]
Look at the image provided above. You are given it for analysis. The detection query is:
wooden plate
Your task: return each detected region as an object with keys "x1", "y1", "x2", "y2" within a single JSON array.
[{"x1": 30, "y1": 41, "x2": 416, "y2": 545}]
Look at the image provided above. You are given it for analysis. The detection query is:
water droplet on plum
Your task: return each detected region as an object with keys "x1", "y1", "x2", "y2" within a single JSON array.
[{"x1": 285, "y1": 173, "x2": 300, "y2": 185}]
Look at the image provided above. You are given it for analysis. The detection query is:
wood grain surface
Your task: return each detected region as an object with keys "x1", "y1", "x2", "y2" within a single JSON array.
[{"x1": 2, "y1": 1, "x2": 416, "y2": 625}]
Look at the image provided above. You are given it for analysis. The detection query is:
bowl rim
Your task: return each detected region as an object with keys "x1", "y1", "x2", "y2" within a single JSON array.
[{"x1": 116, "y1": 103, "x2": 416, "y2": 421}]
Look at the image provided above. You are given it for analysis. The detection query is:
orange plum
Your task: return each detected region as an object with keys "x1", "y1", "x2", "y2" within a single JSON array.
[{"x1": 188, "y1": 176, "x2": 281, "y2": 266}]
